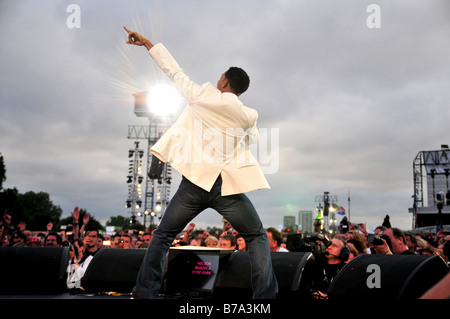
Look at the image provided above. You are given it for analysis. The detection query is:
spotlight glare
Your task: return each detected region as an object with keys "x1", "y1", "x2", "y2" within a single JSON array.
[{"x1": 147, "y1": 84, "x2": 182, "y2": 116}]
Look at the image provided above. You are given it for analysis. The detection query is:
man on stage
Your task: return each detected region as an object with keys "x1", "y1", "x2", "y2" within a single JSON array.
[{"x1": 124, "y1": 26, "x2": 278, "y2": 299}]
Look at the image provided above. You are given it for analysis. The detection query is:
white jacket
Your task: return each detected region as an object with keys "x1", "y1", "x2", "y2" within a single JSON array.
[{"x1": 148, "y1": 43, "x2": 270, "y2": 195}]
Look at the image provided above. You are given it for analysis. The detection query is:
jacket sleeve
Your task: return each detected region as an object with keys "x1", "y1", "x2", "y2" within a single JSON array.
[
  {"x1": 245, "y1": 111, "x2": 259, "y2": 145},
  {"x1": 148, "y1": 43, "x2": 210, "y2": 103}
]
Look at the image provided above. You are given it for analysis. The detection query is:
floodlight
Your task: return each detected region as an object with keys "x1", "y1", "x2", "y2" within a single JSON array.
[{"x1": 147, "y1": 84, "x2": 182, "y2": 117}]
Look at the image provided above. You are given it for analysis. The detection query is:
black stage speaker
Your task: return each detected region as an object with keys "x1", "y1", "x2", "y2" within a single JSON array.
[
  {"x1": 81, "y1": 247, "x2": 315, "y2": 298},
  {"x1": 328, "y1": 254, "x2": 449, "y2": 299},
  {"x1": 213, "y1": 251, "x2": 314, "y2": 298},
  {"x1": 271, "y1": 251, "x2": 315, "y2": 298},
  {"x1": 0, "y1": 246, "x2": 69, "y2": 294},
  {"x1": 82, "y1": 248, "x2": 146, "y2": 293},
  {"x1": 148, "y1": 155, "x2": 164, "y2": 179},
  {"x1": 164, "y1": 247, "x2": 236, "y2": 297},
  {"x1": 211, "y1": 250, "x2": 252, "y2": 298}
]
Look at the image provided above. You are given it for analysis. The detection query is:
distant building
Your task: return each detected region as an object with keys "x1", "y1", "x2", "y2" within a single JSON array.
[
  {"x1": 283, "y1": 216, "x2": 296, "y2": 229},
  {"x1": 298, "y1": 210, "x2": 313, "y2": 233}
]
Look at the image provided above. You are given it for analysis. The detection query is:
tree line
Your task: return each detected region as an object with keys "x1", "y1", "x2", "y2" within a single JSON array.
[{"x1": 0, "y1": 153, "x2": 143, "y2": 232}]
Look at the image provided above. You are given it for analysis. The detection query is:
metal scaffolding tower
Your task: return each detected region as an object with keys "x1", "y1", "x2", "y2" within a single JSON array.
[
  {"x1": 411, "y1": 146, "x2": 450, "y2": 229},
  {"x1": 315, "y1": 191, "x2": 338, "y2": 233},
  {"x1": 126, "y1": 92, "x2": 176, "y2": 229}
]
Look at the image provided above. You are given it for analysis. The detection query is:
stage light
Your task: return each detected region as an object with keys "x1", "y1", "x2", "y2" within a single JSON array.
[
  {"x1": 136, "y1": 200, "x2": 142, "y2": 209},
  {"x1": 147, "y1": 84, "x2": 182, "y2": 117},
  {"x1": 436, "y1": 191, "x2": 444, "y2": 203},
  {"x1": 155, "y1": 202, "x2": 162, "y2": 212},
  {"x1": 129, "y1": 150, "x2": 134, "y2": 158}
]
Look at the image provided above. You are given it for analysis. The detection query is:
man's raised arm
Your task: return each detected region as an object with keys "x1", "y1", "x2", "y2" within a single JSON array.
[{"x1": 124, "y1": 26, "x2": 154, "y2": 51}]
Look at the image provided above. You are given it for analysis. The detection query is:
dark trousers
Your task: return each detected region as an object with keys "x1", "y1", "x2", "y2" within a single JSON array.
[{"x1": 133, "y1": 175, "x2": 278, "y2": 299}]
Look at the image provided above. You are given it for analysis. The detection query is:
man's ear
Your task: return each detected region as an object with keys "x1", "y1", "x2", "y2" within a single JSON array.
[{"x1": 222, "y1": 78, "x2": 230, "y2": 89}]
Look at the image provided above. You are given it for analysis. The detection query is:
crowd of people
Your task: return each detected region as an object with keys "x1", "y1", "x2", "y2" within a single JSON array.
[{"x1": 1, "y1": 208, "x2": 449, "y2": 298}]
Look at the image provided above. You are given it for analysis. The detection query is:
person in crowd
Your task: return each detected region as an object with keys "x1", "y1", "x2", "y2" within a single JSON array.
[
  {"x1": 171, "y1": 240, "x2": 188, "y2": 247},
  {"x1": 72, "y1": 238, "x2": 84, "y2": 260},
  {"x1": 345, "y1": 241, "x2": 359, "y2": 262},
  {"x1": 44, "y1": 231, "x2": 62, "y2": 247},
  {"x1": 383, "y1": 227, "x2": 415, "y2": 255},
  {"x1": 346, "y1": 238, "x2": 366, "y2": 257},
  {"x1": 434, "y1": 229, "x2": 449, "y2": 248},
  {"x1": 311, "y1": 238, "x2": 350, "y2": 298},
  {"x1": 36, "y1": 232, "x2": 46, "y2": 245},
  {"x1": 10, "y1": 230, "x2": 27, "y2": 247},
  {"x1": 345, "y1": 230, "x2": 368, "y2": 256},
  {"x1": 80, "y1": 229, "x2": 100, "y2": 261},
  {"x1": 66, "y1": 243, "x2": 83, "y2": 289},
  {"x1": 219, "y1": 234, "x2": 237, "y2": 249},
  {"x1": 313, "y1": 220, "x2": 322, "y2": 234},
  {"x1": 382, "y1": 215, "x2": 391, "y2": 228},
  {"x1": 190, "y1": 235, "x2": 206, "y2": 247},
  {"x1": 204, "y1": 235, "x2": 219, "y2": 248},
  {"x1": 119, "y1": 234, "x2": 133, "y2": 248},
  {"x1": 222, "y1": 218, "x2": 233, "y2": 235},
  {"x1": 0, "y1": 212, "x2": 12, "y2": 247},
  {"x1": 404, "y1": 231, "x2": 418, "y2": 254},
  {"x1": 182, "y1": 223, "x2": 196, "y2": 245},
  {"x1": 440, "y1": 240, "x2": 450, "y2": 264},
  {"x1": 266, "y1": 227, "x2": 289, "y2": 252},
  {"x1": 71, "y1": 206, "x2": 90, "y2": 240},
  {"x1": 355, "y1": 223, "x2": 369, "y2": 237},
  {"x1": 96, "y1": 233, "x2": 105, "y2": 249},
  {"x1": 142, "y1": 231, "x2": 153, "y2": 246},
  {"x1": 419, "y1": 246, "x2": 441, "y2": 256},
  {"x1": 29, "y1": 236, "x2": 41, "y2": 246},
  {"x1": 374, "y1": 225, "x2": 387, "y2": 235},
  {"x1": 415, "y1": 237, "x2": 430, "y2": 254},
  {"x1": 67, "y1": 230, "x2": 98, "y2": 290},
  {"x1": 23, "y1": 230, "x2": 32, "y2": 245},
  {"x1": 111, "y1": 234, "x2": 121, "y2": 248},
  {"x1": 236, "y1": 234, "x2": 247, "y2": 251}
]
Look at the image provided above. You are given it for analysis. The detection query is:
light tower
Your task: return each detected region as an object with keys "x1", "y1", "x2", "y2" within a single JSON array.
[
  {"x1": 126, "y1": 86, "x2": 182, "y2": 229},
  {"x1": 315, "y1": 191, "x2": 338, "y2": 233},
  {"x1": 126, "y1": 141, "x2": 144, "y2": 223}
]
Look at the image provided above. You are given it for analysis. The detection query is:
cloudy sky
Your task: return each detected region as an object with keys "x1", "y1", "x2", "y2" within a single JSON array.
[{"x1": 1, "y1": 0, "x2": 449, "y2": 232}]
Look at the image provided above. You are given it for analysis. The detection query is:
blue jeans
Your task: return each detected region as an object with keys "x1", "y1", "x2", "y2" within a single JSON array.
[{"x1": 133, "y1": 175, "x2": 278, "y2": 299}]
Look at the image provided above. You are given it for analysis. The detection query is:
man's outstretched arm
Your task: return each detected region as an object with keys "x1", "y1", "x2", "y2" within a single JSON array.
[{"x1": 124, "y1": 26, "x2": 154, "y2": 50}]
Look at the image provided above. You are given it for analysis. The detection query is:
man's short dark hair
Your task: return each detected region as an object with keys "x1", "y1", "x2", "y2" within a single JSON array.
[
  {"x1": 221, "y1": 234, "x2": 237, "y2": 247},
  {"x1": 45, "y1": 231, "x2": 62, "y2": 244},
  {"x1": 266, "y1": 227, "x2": 282, "y2": 246},
  {"x1": 84, "y1": 229, "x2": 99, "y2": 238},
  {"x1": 390, "y1": 227, "x2": 407, "y2": 245},
  {"x1": 225, "y1": 67, "x2": 250, "y2": 95}
]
